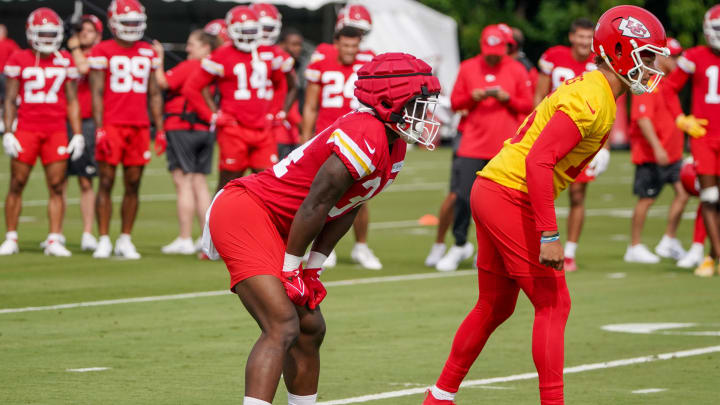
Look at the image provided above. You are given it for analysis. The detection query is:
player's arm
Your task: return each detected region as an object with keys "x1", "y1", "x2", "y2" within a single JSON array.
[
  {"x1": 201, "y1": 87, "x2": 218, "y2": 113},
  {"x1": 148, "y1": 72, "x2": 164, "y2": 132},
  {"x1": 525, "y1": 110, "x2": 583, "y2": 270},
  {"x1": 89, "y1": 69, "x2": 104, "y2": 128},
  {"x1": 151, "y1": 40, "x2": 169, "y2": 90},
  {"x1": 282, "y1": 70, "x2": 298, "y2": 113},
  {"x1": 311, "y1": 205, "x2": 361, "y2": 256},
  {"x1": 181, "y1": 67, "x2": 216, "y2": 123},
  {"x1": 638, "y1": 118, "x2": 668, "y2": 165},
  {"x1": 300, "y1": 82, "x2": 320, "y2": 143},
  {"x1": 664, "y1": 64, "x2": 690, "y2": 93},
  {"x1": 65, "y1": 80, "x2": 82, "y2": 135},
  {"x1": 67, "y1": 35, "x2": 90, "y2": 75},
  {"x1": 533, "y1": 73, "x2": 551, "y2": 107},
  {"x1": 450, "y1": 66, "x2": 477, "y2": 111},
  {"x1": 3, "y1": 77, "x2": 18, "y2": 131},
  {"x1": 503, "y1": 69, "x2": 533, "y2": 114}
]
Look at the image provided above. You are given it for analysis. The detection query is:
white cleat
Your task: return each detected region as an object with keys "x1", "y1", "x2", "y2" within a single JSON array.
[
  {"x1": 435, "y1": 242, "x2": 474, "y2": 272},
  {"x1": 93, "y1": 235, "x2": 113, "y2": 259},
  {"x1": 81, "y1": 232, "x2": 98, "y2": 251},
  {"x1": 655, "y1": 236, "x2": 686, "y2": 260},
  {"x1": 194, "y1": 237, "x2": 202, "y2": 253},
  {"x1": 424, "y1": 243, "x2": 447, "y2": 267},
  {"x1": 351, "y1": 243, "x2": 382, "y2": 270},
  {"x1": 161, "y1": 237, "x2": 196, "y2": 255},
  {"x1": 677, "y1": 243, "x2": 705, "y2": 269},
  {"x1": 43, "y1": 235, "x2": 72, "y2": 257},
  {"x1": 0, "y1": 238, "x2": 19, "y2": 255},
  {"x1": 40, "y1": 234, "x2": 65, "y2": 249},
  {"x1": 324, "y1": 250, "x2": 337, "y2": 268},
  {"x1": 624, "y1": 244, "x2": 660, "y2": 263},
  {"x1": 114, "y1": 234, "x2": 141, "y2": 259}
]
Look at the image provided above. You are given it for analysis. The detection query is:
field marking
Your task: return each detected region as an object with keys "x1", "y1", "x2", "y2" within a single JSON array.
[
  {"x1": 632, "y1": 388, "x2": 667, "y2": 394},
  {"x1": 316, "y1": 345, "x2": 720, "y2": 405},
  {"x1": 602, "y1": 323, "x2": 720, "y2": 337},
  {"x1": 66, "y1": 367, "x2": 110, "y2": 373},
  {"x1": 607, "y1": 273, "x2": 627, "y2": 279},
  {"x1": 0, "y1": 270, "x2": 476, "y2": 315}
]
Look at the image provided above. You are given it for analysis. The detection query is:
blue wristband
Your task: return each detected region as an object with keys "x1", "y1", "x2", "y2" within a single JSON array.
[{"x1": 540, "y1": 233, "x2": 560, "y2": 243}]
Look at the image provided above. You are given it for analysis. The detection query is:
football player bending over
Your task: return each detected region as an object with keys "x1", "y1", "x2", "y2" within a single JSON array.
[{"x1": 202, "y1": 53, "x2": 441, "y2": 405}]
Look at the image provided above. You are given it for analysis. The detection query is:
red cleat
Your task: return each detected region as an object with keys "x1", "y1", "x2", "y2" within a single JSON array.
[
  {"x1": 563, "y1": 257, "x2": 577, "y2": 272},
  {"x1": 423, "y1": 389, "x2": 456, "y2": 405}
]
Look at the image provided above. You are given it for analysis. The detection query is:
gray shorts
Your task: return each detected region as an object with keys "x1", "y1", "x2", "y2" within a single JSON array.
[
  {"x1": 166, "y1": 129, "x2": 215, "y2": 174},
  {"x1": 633, "y1": 160, "x2": 682, "y2": 199},
  {"x1": 67, "y1": 119, "x2": 98, "y2": 178}
]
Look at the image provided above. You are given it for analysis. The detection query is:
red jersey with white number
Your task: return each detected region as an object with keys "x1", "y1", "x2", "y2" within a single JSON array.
[
  {"x1": 305, "y1": 44, "x2": 375, "y2": 133},
  {"x1": 77, "y1": 48, "x2": 93, "y2": 119},
  {"x1": 538, "y1": 45, "x2": 597, "y2": 92},
  {"x1": 197, "y1": 43, "x2": 284, "y2": 129},
  {"x1": 87, "y1": 39, "x2": 160, "y2": 127},
  {"x1": 3, "y1": 49, "x2": 78, "y2": 132},
  {"x1": 234, "y1": 111, "x2": 406, "y2": 239},
  {"x1": 264, "y1": 45, "x2": 294, "y2": 117},
  {"x1": 668, "y1": 46, "x2": 720, "y2": 137},
  {"x1": 0, "y1": 38, "x2": 19, "y2": 71}
]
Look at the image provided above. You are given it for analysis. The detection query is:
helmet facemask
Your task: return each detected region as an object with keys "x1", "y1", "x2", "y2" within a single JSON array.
[
  {"x1": 28, "y1": 26, "x2": 63, "y2": 54},
  {"x1": 599, "y1": 40, "x2": 669, "y2": 95},
  {"x1": 391, "y1": 94, "x2": 441, "y2": 150},
  {"x1": 111, "y1": 12, "x2": 146, "y2": 42},
  {"x1": 258, "y1": 18, "x2": 281, "y2": 46},
  {"x1": 228, "y1": 21, "x2": 260, "y2": 52},
  {"x1": 705, "y1": 15, "x2": 720, "y2": 51}
]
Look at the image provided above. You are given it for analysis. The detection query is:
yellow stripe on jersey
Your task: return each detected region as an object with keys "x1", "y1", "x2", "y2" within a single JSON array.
[
  {"x1": 201, "y1": 58, "x2": 224, "y2": 77},
  {"x1": 329, "y1": 129, "x2": 375, "y2": 178},
  {"x1": 479, "y1": 70, "x2": 616, "y2": 199}
]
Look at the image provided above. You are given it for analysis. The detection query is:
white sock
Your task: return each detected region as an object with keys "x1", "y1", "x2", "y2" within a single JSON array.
[
  {"x1": 117, "y1": 233, "x2": 132, "y2": 243},
  {"x1": 288, "y1": 392, "x2": 317, "y2": 405},
  {"x1": 354, "y1": 242, "x2": 368, "y2": 249},
  {"x1": 564, "y1": 241, "x2": 577, "y2": 258},
  {"x1": 432, "y1": 243, "x2": 445, "y2": 249},
  {"x1": 6, "y1": 230, "x2": 18, "y2": 241},
  {"x1": 48, "y1": 233, "x2": 63, "y2": 242},
  {"x1": 243, "y1": 397, "x2": 271, "y2": 405},
  {"x1": 99, "y1": 235, "x2": 111, "y2": 243},
  {"x1": 659, "y1": 234, "x2": 672, "y2": 244},
  {"x1": 430, "y1": 385, "x2": 456, "y2": 401}
]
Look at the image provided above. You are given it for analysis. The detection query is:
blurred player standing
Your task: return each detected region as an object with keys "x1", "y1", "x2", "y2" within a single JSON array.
[
  {"x1": 88, "y1": 0, "x2": 164, "y2": 259},
  {"x1": 0, "y1": 8, "x2": 84, "y2": 256},
  {"x1": 424, "y1": 6, "x2": 668, "y2": 405},
  {"x1": 666, "y1": 4, "x2": 720, "y2": 276},
  {"x1": 276, "y1": 27, "x2": 304, "y2": 159},
  {"x1": 0, "y1": 24, "x2": 19, "y2": 131},
  {"x1": 65, "y1": 14, "x2": 103, "y2": 251},
  {"x1": 302, "y1": 4, "x2": 383, "y2": 270}
]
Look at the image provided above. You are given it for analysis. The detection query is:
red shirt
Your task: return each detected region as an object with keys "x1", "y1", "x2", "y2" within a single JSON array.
[
  {"x1": 305, "y1": 44, "x2": 375, "y2": 134},
  {"x1": 164, "y1": 59, "x2": 210, "y2": 131},
  {"x1": 538, "y1": 45, "x2": 597, "y2": 92},
  {"x1": 629, "y1": 81, "x2": 683, "y2": 164},
  {"x1": 0, "y1": 38, "x2": 19, "y2": 71},
  {"x1": 184, "y1": 43, "x2": 284, "y2": 129},
  {"x1": 3, "y1": 49, "x2": 78, "y2": 132},
  {"x1": 87, "y1": 39, "x2": 160, "y2": 127},
  {"x1": 236, "y1": 111, "x2": 406, "y2": 239},
  {"x1": 265, "y1": 45, "x2": 296, "y2": 142},
  {"x1": 667, "y1": 45, "x2": 720, "y2": 138},
  {"x1": 77, "y1": 48, "x2": 93, "y2": 120},
  {"x1": 451, "y1": 54, "x2": 533, "y2": 159}
]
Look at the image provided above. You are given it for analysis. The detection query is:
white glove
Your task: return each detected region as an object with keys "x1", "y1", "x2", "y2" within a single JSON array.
[
  {"x1": 2, "y1": 132, "x2": 23, "y2": 158},
  {"x1": 67, "y1": 134, "x2": 85, "y2": 161},
  {"x1": 585, "y1": 148, "x2": 610, "y2": 177}
]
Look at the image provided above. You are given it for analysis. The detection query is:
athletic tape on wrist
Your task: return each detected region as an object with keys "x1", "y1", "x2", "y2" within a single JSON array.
[{"x1": 283, "y1": 253, "x2": 303, "y2": 272}]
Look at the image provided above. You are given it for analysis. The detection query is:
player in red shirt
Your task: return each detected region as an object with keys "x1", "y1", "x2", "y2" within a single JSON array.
[
  {"x1": 666, "y1": 5, "x2": 720, "y2": 276},
  {"x1": 202, "y1": 52, "x2": 441, "y2": 405},
  {"x1": 0, "y1": 8, "x2": 84, "y2": 256},
  {"x1": 64, "y1": 14, "x2": 103, "y2": 252},
  {"x1": 433, "y1": 24, "x2": 533, "y2": 272},
  {"x1": 0, "y1": 23, "x2": 20, "y2": 131},
  {"x1": 276, "y1": 28, "x2": 304, "y2": 159},
  {"x1": 183, "y1": 6, "x2": 292, "y2": 191},
  {"x1": 153, "y1": 30, "x2": 221, "y2": 256},
  {"x1": 87, "y1": 0, "x2": 164, "y2": 259},
  {"x1": 302, "y1": 5, "x2": 382, "y2": 270}
]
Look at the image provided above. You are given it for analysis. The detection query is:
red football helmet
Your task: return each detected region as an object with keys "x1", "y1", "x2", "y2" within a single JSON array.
[
  {"x1": 26, "y1": 8, "x2": 63, "y2": 54},
  {"x1": 704, "y1": 5, "x2": 720, "y2": 51},
  {"x1": 680, "y1": 157, "x2": 700, "y2": 197},
  {"x1": 336, "y1": 4, "x2": 372, "y2": 35},
  {"x1": 354, "y1": 53, "x2": 442, "y2": 149},
  {"x1": 204, "y1": 19, "x2": 229, "y2": 43},
  {"x1": 592, "y1": 5, "x2": 669, "y2": 95},
  {"x1": 108, "y1": 0, "x2": 147, "y2": 42},
  {"x1": 225, "y1": 6, "x2": 261, "y2": 52},
  {"x1": 250, "y1": 3, "x2": 282, "y2": 46}
]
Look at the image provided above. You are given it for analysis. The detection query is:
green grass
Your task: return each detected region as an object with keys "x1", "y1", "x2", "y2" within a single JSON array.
[{"x1": 1, "y1": 148, "x2": 719, "y2": 404}]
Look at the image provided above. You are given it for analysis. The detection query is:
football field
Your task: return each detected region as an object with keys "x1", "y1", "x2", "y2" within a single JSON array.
[{"x1": 1, "y1": 147, "x2": 719, "y2": 404}]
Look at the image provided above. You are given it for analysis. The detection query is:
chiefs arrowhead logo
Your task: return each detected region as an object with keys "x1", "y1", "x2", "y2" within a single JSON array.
[{"x1": 617, "y1": 16, "x2": 650, "y2": 39}]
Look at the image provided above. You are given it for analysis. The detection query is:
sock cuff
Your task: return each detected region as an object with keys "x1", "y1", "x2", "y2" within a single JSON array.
[
  {"x1": 287, "y1": 392, "x2": 318, "y2": 405},
  {"x1": 243, "y1": 397, "x2": 271, "y2": 405}
]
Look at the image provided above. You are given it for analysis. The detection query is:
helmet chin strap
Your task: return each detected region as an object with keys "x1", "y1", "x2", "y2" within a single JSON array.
[{"x1": 599, "y1": 47, "x2": 647, "y2": 95}]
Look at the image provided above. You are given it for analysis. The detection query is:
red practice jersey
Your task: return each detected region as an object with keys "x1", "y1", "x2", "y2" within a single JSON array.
[
  {"x1": 538, "y1": 45, "x2": 597, "y2": 92},
  {"x1": 77, "y1": 48, "x2": 93, "y2": 119},
  {"x1": 629, "y1": 80, "x2": 683, "y2": 164},
  {"x1": 305, "y1": 44, "x2": 375, "y2": 134},
  {"x1": 164, "y1": 59, "x2": 210, "y2": 131},
  {"x1": 0, "y1": 38, "x2": 19, "y2": 72},
  {"x1": 668, "y1": 46, "x2": 720, "y2": 137},
  {"x1": 189, "y1": 43, "x2": 284, "y2": 129},
  {"x1": 4, "y1": 49, "x2": 78, "y2": 132},
  {"x1": 87, "y1": 39, "x2": 160, "y2": 127},
  {"x1": 235, "y1": 111, "x2": 406, "y2": 239},
  {"x1": 265, "y1": 45, "x2": 295, "y2": 117}
]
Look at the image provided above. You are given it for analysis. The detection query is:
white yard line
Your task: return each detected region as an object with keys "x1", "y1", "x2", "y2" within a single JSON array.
[
  {"x1": 66, "y1": 367, "x2": 111, "y2": 373},
  {"x1": 316, "y1": 345, "x2": 720, "y2": 404},
  {"x1": 632, "y1": 388, "x2": 667, "y2": 394},
  {"x1": 0, "y1": 270, "x2": 475, "y2": 315}
]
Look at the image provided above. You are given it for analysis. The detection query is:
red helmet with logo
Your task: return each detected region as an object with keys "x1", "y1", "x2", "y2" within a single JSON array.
[
  {"x1": 225, "y1": 6, "x2": 261, "y2": 52},
  {"x1": 680, "y1": 158, "x2": 699, "y2": 197},
  {"x1": 592, "y1": 5, "x2": 669, "y2": 95},
  {"x1": 204, "y1": 19, "x2": 229, "y2": 43},
  {"x1": 704, "y1": 5, "x2": 720, "y2": 51},
  {"x1": 249, "y1": 3, "x2": 282, "y2": 46},
  {"x1": 336, "y1": 4, "x2": 372, "y2": 35},
  {"x1": 26, "y1": 8, "x2": 63, "y2": 54},
  {"x1": 81, "y1": 14, "x2": 103, "y2": 35},
  {"x1": 354, "y1": 53, "x2": 442, "y2": 149},
  {"x1": 108, "y1": 0, "x2": 146, "y2": 42}
]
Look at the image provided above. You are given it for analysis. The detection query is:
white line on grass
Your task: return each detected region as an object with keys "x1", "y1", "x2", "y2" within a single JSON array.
[
  {"x1": 66, "y1": 367, "x2": 111, "y2": 372},
  {"x1": 316, "y1": 345, "x2": 720, "y2": 404},
  {"x1": 632, "y1": 388, "x2": 667, "y2": 394},
  {"x1": 0, "y1": 270, "x2": 476, "y2": 315}
]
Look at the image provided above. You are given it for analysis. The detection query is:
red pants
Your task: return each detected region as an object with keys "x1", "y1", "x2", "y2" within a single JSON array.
[
  {"x1": 691, "y1": 136, "x2": 720, "y2": 176},
  {"x1": 97, "y1": 124, "x2": 151, "y2": 166},
  {"x1": 216, "y1": 124, "x2": 277, "y2": 172},
  {"x1": 14, "y1": 129, "x2": 68, "y2": 166}
]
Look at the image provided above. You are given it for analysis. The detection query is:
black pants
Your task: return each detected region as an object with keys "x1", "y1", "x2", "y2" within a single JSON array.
[{"x1": 450, "y1": 156, "x2": 490, "y2": 246}]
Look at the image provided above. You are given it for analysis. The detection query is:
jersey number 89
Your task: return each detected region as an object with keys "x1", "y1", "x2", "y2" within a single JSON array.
[{"x1": 109, "y1": 55, "x2": 151, "y2": 93}]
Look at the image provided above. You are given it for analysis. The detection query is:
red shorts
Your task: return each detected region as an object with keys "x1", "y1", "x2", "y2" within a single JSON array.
[
  {"x1": 574, "y1": 168, "x2": 595, "y2": 183},
  {"x1": 471, "y1": 177, "x2": 563, "y2": 278},
  {"x1": 208, "y1": 186, "x2": 284, "y2": 290},
  {"x1": 691, "y1": 136, "x2": 720, "y2": 176},
  {"x1": 14, "y1": 129, "x2": 69, "y2": 166},
  {"x1": 97, "y1": 124, "x2": 151, "y2": 166},
  {"x1": 217, "y1": 124, "x2": 277, "y2": 172}
]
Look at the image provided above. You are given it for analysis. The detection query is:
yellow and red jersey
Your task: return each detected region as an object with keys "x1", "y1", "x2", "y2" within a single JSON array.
[{"x1": 480, "y1": 70, "x2": 616, "y2": 198}]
